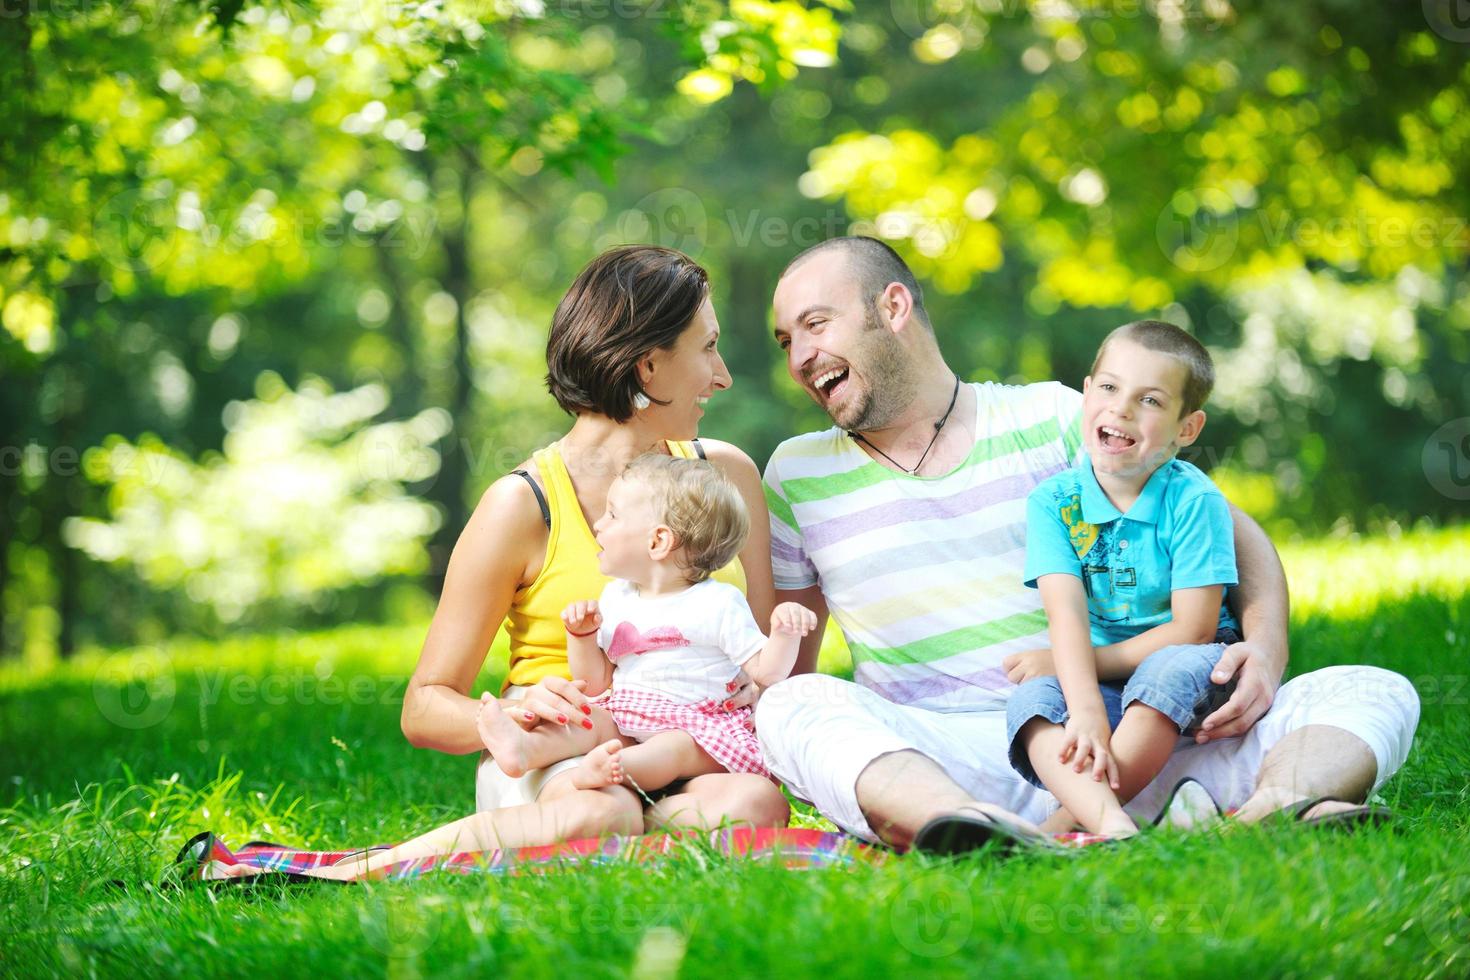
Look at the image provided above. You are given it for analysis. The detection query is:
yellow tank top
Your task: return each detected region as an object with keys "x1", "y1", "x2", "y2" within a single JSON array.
[{"x1": 502, "y1": 440, "x2": 748, "y2": 691}]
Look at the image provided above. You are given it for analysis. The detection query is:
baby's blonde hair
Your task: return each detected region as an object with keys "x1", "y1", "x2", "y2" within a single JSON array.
[{"x1": 621, "y1": 453, "x2": 748, "y2": 582}]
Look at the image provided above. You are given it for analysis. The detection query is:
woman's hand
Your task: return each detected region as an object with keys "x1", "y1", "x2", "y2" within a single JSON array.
[{"x1": 517, "y1": 676, "x2": 595, "y2": 731}]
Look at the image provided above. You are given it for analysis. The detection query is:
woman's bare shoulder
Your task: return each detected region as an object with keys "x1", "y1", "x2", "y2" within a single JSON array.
[{"x1": 695, "y1": 438, "x2": 759, "y2": 479}]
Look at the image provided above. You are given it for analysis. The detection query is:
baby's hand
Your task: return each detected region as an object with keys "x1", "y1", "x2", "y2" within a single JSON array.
[
  {"x1": 561, "y1": 600, "x2": 603, "y2": 637},
  {"x1": 771, "y1": 602, "x2": 818, "y2": 637}
]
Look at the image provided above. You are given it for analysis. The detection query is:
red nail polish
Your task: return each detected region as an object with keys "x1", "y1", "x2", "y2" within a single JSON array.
[
  {"x1": 583, "y1": 719, "x2": 594, "y2": 730},
  {"x1": 524, "y1": 711, "x2": 536, "y2": 721},
  {"x1": 556, "y1": 715, "x2": 567, "y2": 724},
  {"x1": 581, "y1": 704, "x2": 592, "y2": 715},
  {"x1": 723, "y1": 700, "x2": 734, "y2": 710}
]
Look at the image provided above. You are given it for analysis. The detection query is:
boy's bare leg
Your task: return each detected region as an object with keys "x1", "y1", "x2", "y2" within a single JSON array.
[
  {"x1": 1040, "y1": 705, "x2": 1183, "y2": 833},
  {"x1": 1022, "y1": 720, "x2": 1138, "y2": 837},
  {"x1": 574, "y1": 731, "x2": 723, "y2": 793},
  {"x1": 476, "y1": 698, "x2": 619, "y2": 777},
  {"x1": 1107, "y1": 704, "x2": 1184, "y2": 801}
]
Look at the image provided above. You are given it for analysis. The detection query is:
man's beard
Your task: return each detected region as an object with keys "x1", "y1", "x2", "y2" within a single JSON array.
[{"x1": 827, "y1": 305, "x2": 916, "y2": 432}]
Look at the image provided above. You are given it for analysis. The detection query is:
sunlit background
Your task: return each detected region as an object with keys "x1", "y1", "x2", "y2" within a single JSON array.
[{"x1": 3, "y1": 0, "x2": 1467, "y2": 663}]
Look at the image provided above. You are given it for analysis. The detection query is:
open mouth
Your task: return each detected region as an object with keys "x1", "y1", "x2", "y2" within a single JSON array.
[
  {"x1": 810, "y1": 366, "x2": 850, "y2": 404},
  {"x1": 1096, "y1": 425, "x2": 1137, "y2": 454}
]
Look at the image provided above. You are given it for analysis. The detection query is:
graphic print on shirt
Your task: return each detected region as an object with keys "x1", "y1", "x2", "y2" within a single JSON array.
[
  {"x1": 1079, "y1": 521, "x2": 1136, "y2": 626},
  {"x1": 607, "y1": 622, "x2": 693, "y2": 661}
]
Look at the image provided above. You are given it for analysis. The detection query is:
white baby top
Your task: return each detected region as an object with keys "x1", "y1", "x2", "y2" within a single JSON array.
[{"x1": 595, "y1": 578, "x2": 767, "y2": 703}]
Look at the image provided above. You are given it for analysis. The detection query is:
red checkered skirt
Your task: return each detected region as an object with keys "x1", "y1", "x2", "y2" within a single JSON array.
[{"x1": 597, "y1": 687, "x2": 769, "y2": 779}]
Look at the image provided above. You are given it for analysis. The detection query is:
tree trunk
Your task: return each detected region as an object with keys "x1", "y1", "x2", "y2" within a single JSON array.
[{"x1": 424, "y1": 168, "x2": 476, "y2": 595}]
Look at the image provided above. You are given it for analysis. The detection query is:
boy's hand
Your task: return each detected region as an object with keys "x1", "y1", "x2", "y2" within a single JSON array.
[
  {"x1": 1060, "y1": 710, "x2": 1120, "y2": 790},
  {"x1": 1003, "y1": 648, "x2": 1055, "y2": 683},
  {"x1": 771, "y1": 602, "x2": 818, "y2": 637},
  {"x1": 561, "y1": 600, "x2": 602, "y2": 637}
]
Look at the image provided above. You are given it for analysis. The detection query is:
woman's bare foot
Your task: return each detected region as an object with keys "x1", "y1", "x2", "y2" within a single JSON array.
[
  {"x1": 571, "y1": 739, "x2": 625, "y2": 789},
  {"x1": 476, "y1": 694, "x2": 531, "y2": 777}
]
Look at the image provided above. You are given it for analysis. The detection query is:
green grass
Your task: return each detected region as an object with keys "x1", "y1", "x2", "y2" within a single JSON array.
[{"x1": 2, "y1": 527, "x2": 1468, "y2": 978}]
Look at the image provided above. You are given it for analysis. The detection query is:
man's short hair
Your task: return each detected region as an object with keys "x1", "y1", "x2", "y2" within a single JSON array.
[
  {"x1": 545, "y1": 245, "x2": 710, "y2": 422},
  {"x1": 622, "y1": 454, "x2": 748, "y2": 583},
  {"x1": 1090, "y1": 319, "x2": 1215, "y2": 416},
  {"x1": 782, "y1": 236, "x2": 930, "y2": 329}
]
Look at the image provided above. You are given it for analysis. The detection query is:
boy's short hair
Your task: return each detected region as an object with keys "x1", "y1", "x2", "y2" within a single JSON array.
[
  {"x1": 621, "y1": 454, "x2": 748, "y2": 583},
  {"x1": 1090, "y1": 319, "x2": 1215, "y2": 416}
]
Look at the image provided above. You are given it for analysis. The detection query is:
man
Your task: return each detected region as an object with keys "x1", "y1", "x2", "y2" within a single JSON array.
[{"x1": 755, "y1": 237, "x2": 1419, "y2": 849}]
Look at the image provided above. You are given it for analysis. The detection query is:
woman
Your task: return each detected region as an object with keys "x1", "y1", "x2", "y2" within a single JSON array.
[{"x1": 316, "y1": 246, "x2": 789, "y2": 878}]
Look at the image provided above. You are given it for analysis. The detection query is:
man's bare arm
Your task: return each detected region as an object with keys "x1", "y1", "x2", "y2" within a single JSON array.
[{"x1": 1195, "y1": 504, "x2": 1290, "y2": 742}]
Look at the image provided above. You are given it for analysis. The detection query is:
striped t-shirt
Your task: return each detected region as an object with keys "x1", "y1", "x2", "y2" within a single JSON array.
[{"x1": 763, "y1": 381, "x2": 1084, "y2": 712}]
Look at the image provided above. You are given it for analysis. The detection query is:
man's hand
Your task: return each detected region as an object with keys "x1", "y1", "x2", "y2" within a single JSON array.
[
  {"x1": 1003, "y1": 648, "x2": 1055, "y2": 684},
  {"x1": 1195, "y1": 639, "x2": 1281, "y2": 743}
]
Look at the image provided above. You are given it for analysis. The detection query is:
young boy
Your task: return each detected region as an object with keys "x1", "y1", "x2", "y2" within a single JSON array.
[{"x1": 1006, "y1": 319, "x2": 1241, "y2": 838}]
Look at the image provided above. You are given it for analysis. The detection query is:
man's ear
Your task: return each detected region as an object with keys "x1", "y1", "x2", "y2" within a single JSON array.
[
  {"x1": 1176, "y1": 409, "x2": 1206, "y2": 447},
  {"x1": 647, "y1": 524, "x2": 678, "y2": 562},
  {"x1": 878, "y1": 282, "x2": 915, "y2": 335}
]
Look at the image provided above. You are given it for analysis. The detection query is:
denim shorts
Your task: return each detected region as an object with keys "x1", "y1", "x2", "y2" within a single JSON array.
[{"x1": 1004, "y1": 631, "x2": 1237, "y2": 789}]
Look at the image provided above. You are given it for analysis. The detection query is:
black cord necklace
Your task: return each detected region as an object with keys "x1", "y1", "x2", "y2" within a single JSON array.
[{"x1": 849, "y1": 373, "x2": 961, "y2": 475}]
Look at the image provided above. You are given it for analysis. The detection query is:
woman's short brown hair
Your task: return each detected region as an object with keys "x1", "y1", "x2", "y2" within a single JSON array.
[
  {"x1": 622, "y1": 453, "x2": 748, "y2": 583},
  {"x1": 545, "y1": 246, "x2": 711, "y2": 422}
]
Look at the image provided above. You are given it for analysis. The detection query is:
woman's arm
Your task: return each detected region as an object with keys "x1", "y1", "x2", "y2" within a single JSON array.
[
  {"x1": 400, "y1": 474, "x2": 547, "y2": 754},
  {"x1": 701, "y1": 439, "x2": 776, "y2": 625}
]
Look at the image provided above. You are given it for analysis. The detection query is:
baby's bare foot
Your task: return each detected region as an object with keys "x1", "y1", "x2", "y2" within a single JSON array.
[
  {"x1": 571, "y1": 739, "x2": 625, "y2": 790},
  {"x1": 476, "y1": 695, "x2": 530, "y2": 777}
]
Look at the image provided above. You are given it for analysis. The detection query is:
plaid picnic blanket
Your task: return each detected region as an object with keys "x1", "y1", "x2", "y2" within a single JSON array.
[{"x1": 177, "y1": 827, "x2": 888, "y2": 884}]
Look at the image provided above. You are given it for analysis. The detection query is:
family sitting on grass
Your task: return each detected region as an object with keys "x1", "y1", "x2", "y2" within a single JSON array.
[{"x1": 274, "y1": 238, "x2": 1418, "y2": 881}]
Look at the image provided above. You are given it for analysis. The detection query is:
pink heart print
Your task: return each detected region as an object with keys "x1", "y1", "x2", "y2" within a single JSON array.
[{"x1": 607, "y1": 622, "x2": 691, "y2": 660}]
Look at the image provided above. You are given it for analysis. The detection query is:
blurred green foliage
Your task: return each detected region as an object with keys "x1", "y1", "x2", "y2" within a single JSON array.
[{"x1": 0, "y1": 0, "x2": 1465, "y2": 656}]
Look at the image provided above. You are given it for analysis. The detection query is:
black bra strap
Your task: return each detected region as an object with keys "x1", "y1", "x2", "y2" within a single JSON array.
[
  {"x1": 691, "y1": 438, "x2": 707, "y2": 460},
  {"x1": 511, "y1": 470, "x2": 550, "y2": 530}
]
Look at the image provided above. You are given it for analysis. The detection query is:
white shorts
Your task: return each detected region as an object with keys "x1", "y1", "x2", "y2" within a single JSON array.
[
  {"x1": 755, "y1": 665, "x2": 1420, "y2": 841},
  {"x1": 474, "y1": 686, "x2": 582, "y2": 812}
]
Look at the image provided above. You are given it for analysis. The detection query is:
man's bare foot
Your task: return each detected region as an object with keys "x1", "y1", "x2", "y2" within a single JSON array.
[
  {"x1": 476, "y1": 694, "x2": 531, "y2": 777},
  {"x1": 571, "y1": 739, "x2": 626, "y2": 789}
]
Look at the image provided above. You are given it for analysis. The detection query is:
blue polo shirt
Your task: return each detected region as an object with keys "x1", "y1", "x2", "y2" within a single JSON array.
[{"x1": 1023, "y1": 458, "x2": 1239, "y2": 646}]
